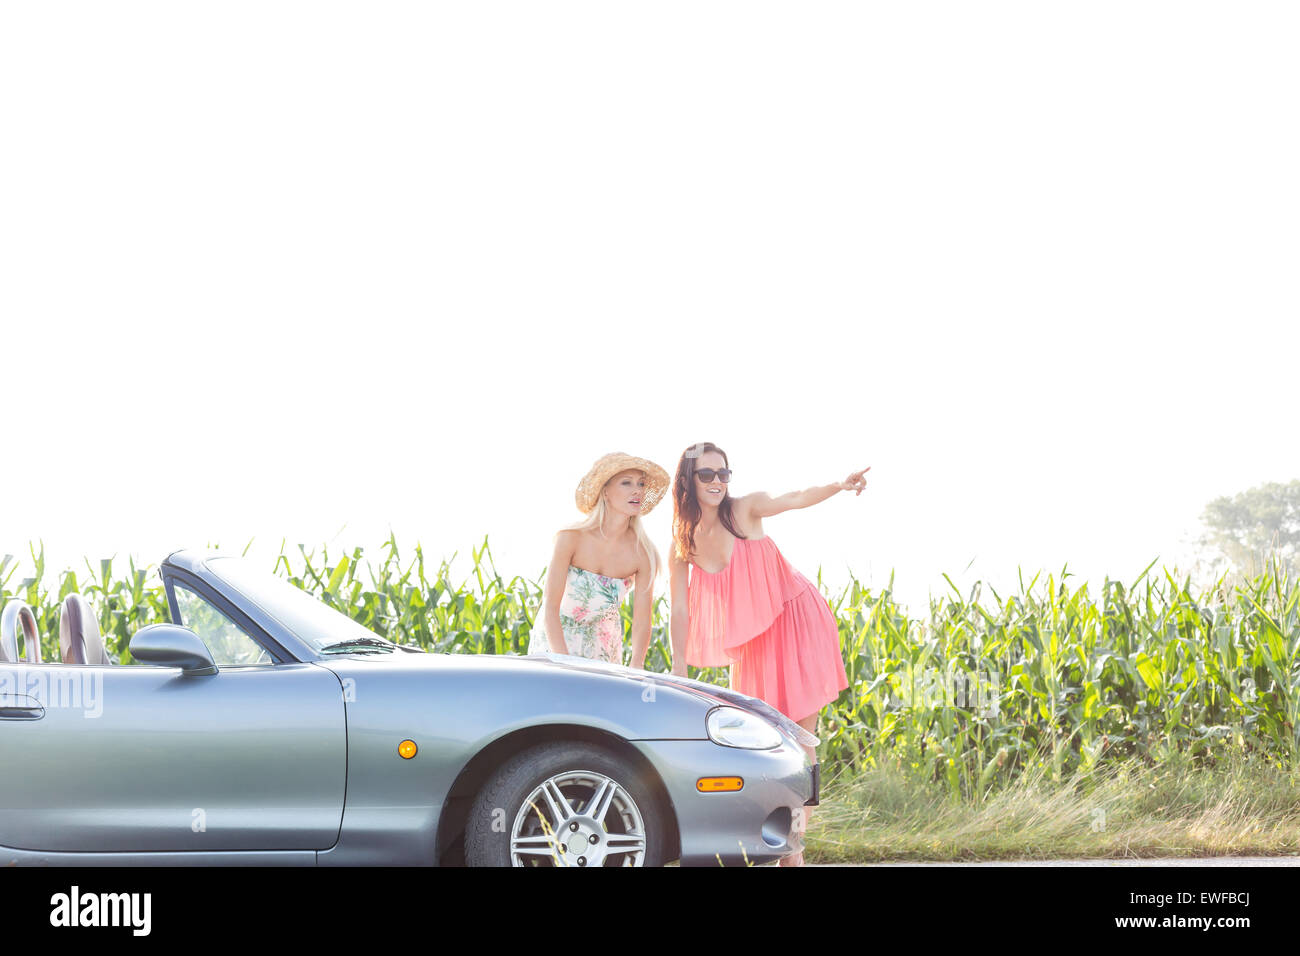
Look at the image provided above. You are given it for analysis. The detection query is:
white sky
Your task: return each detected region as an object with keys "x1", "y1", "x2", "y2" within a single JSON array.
[{"x1": 1, "y1": 2, "x2": 1296, "y2": 613}]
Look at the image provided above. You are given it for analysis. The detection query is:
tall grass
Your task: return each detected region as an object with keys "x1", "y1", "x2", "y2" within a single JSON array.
[
  {"x1": 4, "y1": 537, "x2": 1298, "y2": 793},
  {"x1": 808, "y1": 750, "x2": 1300, "y2": 861}
]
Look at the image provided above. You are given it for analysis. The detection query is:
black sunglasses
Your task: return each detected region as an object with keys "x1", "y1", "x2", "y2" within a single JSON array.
[{"x1": 694, "y1": 468, "x2": 732, "y2": 483}]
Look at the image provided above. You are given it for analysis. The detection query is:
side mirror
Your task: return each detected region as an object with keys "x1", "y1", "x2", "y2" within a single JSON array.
[{"x1": 130, "y1": 624, "x2": 218, "y2": 676}]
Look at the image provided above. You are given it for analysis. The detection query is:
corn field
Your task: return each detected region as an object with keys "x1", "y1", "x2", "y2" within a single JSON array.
[{"x1": 4, "y1": 538, "x2": 1299, "y2": 795}]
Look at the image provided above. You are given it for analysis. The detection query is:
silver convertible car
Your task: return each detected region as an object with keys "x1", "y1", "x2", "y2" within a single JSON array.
[{"x1": 0, "y1": 550, "x2": 819, "y2": 866}]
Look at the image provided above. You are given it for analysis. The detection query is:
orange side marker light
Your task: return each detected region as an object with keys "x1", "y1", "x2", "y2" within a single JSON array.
[
  {"x1": 697, "y1": 777, "x2": 743, "y2": 793},
  {"x1": 398, "y1": 739, "x2": 418, "y2": 759}
]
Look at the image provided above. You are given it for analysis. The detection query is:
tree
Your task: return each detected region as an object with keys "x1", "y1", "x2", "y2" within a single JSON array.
[{"x1": 1200, "y1": 479, "x2": 1300, "y2": 575}]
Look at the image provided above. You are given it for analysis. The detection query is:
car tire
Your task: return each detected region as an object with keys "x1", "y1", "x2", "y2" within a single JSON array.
[{"x1": 464, "y1": 741, "x2": 670, "y2": 867}]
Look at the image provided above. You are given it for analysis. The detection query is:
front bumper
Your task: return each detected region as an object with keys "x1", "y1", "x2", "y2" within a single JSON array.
[{"x1": 631, "y1": 739, "x2": 814, "y2": 866}]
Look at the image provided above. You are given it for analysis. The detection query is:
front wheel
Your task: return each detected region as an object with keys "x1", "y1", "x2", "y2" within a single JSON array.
[{"x1": 464, "y1": 742, "x2": 669, "y2": 867}]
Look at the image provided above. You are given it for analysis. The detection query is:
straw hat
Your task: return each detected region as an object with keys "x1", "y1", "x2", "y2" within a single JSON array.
[{"x1": 575, "y1": 452, "x2": 671, "y2": 516}]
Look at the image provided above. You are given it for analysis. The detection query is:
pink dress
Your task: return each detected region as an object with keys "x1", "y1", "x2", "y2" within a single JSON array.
[{"x1": 686, "y1": 535, "x2": 849, "y2": 723}]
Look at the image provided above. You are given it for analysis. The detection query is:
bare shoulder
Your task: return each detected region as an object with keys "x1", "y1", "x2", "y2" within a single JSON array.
[{"x1": 552, "y1": 528, "x2": 580, "y2": 556}]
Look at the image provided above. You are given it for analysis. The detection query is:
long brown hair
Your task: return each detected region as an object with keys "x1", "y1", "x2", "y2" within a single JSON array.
[{"x1": 672, "y1": 442, "x2": 746, "y2": 561}]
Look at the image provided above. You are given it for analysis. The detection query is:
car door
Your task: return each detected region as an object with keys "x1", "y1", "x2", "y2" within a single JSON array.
[{"x1": 0, "y1": 574, "x2": 346, "y2": 854}]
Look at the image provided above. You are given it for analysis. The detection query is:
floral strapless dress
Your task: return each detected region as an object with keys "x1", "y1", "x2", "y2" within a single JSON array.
[{"x1": 527, "y1": 566, "x2": 632, "y2": 665}]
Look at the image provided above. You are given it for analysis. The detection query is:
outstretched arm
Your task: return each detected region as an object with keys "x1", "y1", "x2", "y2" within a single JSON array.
[{"x1": 746, "y1": 466, "x2": 870, "y2": 519}]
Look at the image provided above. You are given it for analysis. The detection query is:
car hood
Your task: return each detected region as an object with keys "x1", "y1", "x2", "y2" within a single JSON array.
[
  {"x1": 328, "y1": 647, "x2": 818, "y2": 748},
  {"x1": 528, "y1": 654, "x2": 819, "y2": 746}
]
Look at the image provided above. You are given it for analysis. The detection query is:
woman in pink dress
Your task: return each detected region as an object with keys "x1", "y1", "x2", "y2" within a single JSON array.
[{"x1": 667, "y1": 441, "x2": 868, "y2": 865}]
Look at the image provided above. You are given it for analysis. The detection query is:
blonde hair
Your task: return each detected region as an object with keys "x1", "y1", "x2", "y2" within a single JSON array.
[{"x1": 566, "y1": 488, "x2": 661, "y2": 584}]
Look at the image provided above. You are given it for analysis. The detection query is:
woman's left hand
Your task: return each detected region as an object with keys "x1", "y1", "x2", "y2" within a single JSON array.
[{"x1": 839, "y1": 466, "x2": 870, "y2": 495}]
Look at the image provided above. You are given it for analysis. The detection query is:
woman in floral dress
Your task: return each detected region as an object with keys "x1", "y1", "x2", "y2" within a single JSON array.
[{"x1": 527, "y1": 452, "x2": 670, "y2": 667}]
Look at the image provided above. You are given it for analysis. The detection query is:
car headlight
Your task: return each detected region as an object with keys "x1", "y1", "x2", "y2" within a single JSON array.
[{"x1": 706, "y1": 706, "x2": 783, "y2": 750}]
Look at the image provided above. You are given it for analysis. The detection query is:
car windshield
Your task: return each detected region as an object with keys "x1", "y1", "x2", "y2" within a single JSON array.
[{"x1": 205, "y1": 557, "x2": 393, "y2": 653}]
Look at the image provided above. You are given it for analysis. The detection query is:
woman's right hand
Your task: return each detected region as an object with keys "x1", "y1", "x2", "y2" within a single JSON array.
[{"x1": 670, "y1": 661, "x2": 687, "y2": 677}]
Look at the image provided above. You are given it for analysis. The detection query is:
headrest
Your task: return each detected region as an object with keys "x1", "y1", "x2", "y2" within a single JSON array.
[
  {"x1": 59, "y1": 593, "x2": 110, "y2": 666},
  {"x1": 0, "y1": 600, "x2": 42, "y2": 663}
]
